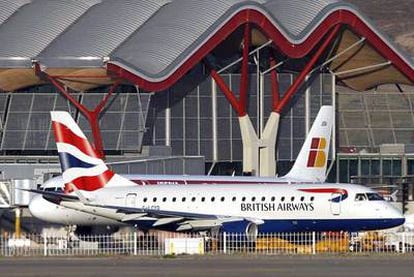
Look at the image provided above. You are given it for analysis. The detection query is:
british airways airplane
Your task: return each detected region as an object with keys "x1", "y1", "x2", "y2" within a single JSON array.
[{"x1": 29, "y1": 106, "x2": 404, "y2": 239}]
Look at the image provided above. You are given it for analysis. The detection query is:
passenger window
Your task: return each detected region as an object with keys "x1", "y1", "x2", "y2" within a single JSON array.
[
  {"x1": 252, "y1": 197, "x2": 256, "y2": 202},
  {"x1": 261, "y1": 197, "x2": 265, "y2": 201},
  {"x1": 201, "y1": 197, "x2": 205, "y2": 202},
  {"x1": 232, "y1": 196, "x2": 236, "y2": 202},
  {"x1": 271, "y1": 196, "x2": 275, "y2": 202},
  {"x1": 153, "y1": 197, "x2": 157, "y2": 202},
  {"x1": 300, "y1": 196, "x2": 304, "y2": 202},
  {"x1": 355, "y1": 193, "x2": 367, "y2": 201},
  {"x1": 281, "y1": 197, "x2": 285, "y2": 202},
  {"x1": 143, "y1": 197, "x2": 148, "y2": 203},
  {"x1": 310, "y1": 196, "x2": 314, "y2": 201},
  {"x1": 242, "y1": 197, "x2": 246, "y2": 202},
  {"x1": 211, "y1": 197, "x2": 215, "y2": 202},
  {"x1": 191, "y1": 197, "x2": 196, "y2": 202},
  {"x1": 291, "y1": 197, "x2": 295, "y2": 202},
  {"x1": 221, "y1": 197, "x2": 225, "y2": 202},
  {"x1": 162, "y1": 197, "x2": 166, "y2": 202},
  {"x1": 172, "y1": 197, "x2": 176, "y2": 202},
  {"x1": 182, "y1": 197, "x2": 186, "y2": 202}
]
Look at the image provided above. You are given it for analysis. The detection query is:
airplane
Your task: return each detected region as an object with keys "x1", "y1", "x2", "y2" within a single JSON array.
[{"x1": 28, "y1": 106, "x2": 404, "y2": 239}]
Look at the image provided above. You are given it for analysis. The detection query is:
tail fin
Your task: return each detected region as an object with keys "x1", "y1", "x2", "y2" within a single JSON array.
[
  {"x1": 284, "y1": 106, "x2": 333, "y2": 182},
  {"x1": 51, "y1": 111, "x2": 115, "y2": 192}
]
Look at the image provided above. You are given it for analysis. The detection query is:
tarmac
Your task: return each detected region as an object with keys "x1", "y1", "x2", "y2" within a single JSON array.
[{"x1": 0, "y1": 255, "x2": 413, "y2": 277}]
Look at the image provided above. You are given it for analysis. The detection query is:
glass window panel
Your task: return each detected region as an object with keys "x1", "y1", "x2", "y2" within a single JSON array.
[
  {"x1": 372, "y1": 129, "x2": 395, "y2": 145},
  {"x1": 369, "y1": 112, "x2": 391, "y2": 128},
  {"x1": 5, "y1": 113, "x2": 29, "y2": 130},
  {"x1": 9, "y1": 94, "x2": 33, "y2": 112},
  {"x1": 100, "y1": 113, "x2": 122, "y2": 130},
  {"x1": 184, "y1": 97, "x2": 198, "y2": 118},
  {"x1": 338, "y1": 94, "x2": 363, "y2": 110},
  {"x1": 101, "y1": 131, "x2": 119, "y2": 150},
  {"x1": 365, "y1": 94, "x2": 388, "y2": 111},
  {"x1": 218, "y1": 140, "x2": 231, "y2": 160},
  {"x1": 217, "y1": 119, "x2": 230, "y2": 139},
  {"x1": 371, "y1": 159, "x2": 380, "y2": 176},
  {"x1": 408, "y1": 159, "x2": 414, "y2": 175},
  {"x1": 122, "y1": 113, "x2": 142, "y2": 131},
  {"x1": 391, "y1": 112, "x2": 414, "y2": 128},
  {"x1": 171, "y1": 140, "x2": 183, "y2": 155},
  {"x1": 199, "y1": 96, "x2": 211, "y2": 118},
  {"x1": 386, "y1": 94, "x2": 411, "y2": 110},
  {"x1": 24, "y1": 131, "x2": 48, "y2": 149},
  {"x1": 339, "y1": 159, "x2": 349, "y2": 183},
  {"x1": 185, "y1": 119, "x2": 199, "y2": 139},
  {"x1": 106, "y1": 95, "x2": 125, "y2": 112},
  {"x1": 171, "y1": 119, "x2": 183, "y2": 139},
  {"x1": 28, "y1": 113, "x2": 50, "y2": 130},
  {"x1": 361, "y1": 159, "x2": 370, "y2": 176},
  {"x1": 392, "y1": 159, "x2": 401, "y2": 176},
  {"x1": 342, "y1": 112, "x2": 367, "y2": 128},
  {"x1": 119, "y1": 132, "x2": 142, "y2": 150},
  {"x1": 2, "y1": 131, "x2": 25, "y2": 149},
  {"x1": 185, "y1": 140, "x2": 198, "y2": 155},
  {"x1": 200, "y1": 119, "x2": 212, "y2": 140},
  {"x1": 32, "y1": 95, "x2": 55, "y2": 112},
  {"x1": 382, "y1": 159, "x2": 392, "y2": 176},
  {"x1": 395, "y1": 130, "x2": 414, "y2": 144},
  {"x1": 346, "y1": 129, "x2": 370, "y2": 147}
]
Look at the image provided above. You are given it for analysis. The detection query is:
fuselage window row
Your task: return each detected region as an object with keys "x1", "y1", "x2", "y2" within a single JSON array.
[{"x1": 139, "y1": 196, "x2": 316, "y2": 203}]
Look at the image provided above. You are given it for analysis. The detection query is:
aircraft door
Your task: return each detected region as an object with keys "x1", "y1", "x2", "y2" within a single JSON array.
[
  {"x1": 125, "y1": 193, "x2": 137, "y2": 207},
  {"x1": 330, "y1": 193, "x2": 341, "y2": 215}
]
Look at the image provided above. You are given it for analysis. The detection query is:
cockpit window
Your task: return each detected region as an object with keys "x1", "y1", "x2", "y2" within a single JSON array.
[
  {"x1": 45, "y1": 187, "x2": 56, "y2": 191},
  {"x1": 367, "y1": 193, "x2": 384, "y2": 201},
  {"x1": 355, "y1": 193, "x2": 367, "y2": 201}
]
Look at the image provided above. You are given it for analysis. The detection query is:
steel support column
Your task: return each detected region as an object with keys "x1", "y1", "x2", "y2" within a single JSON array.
[{"x1": 46, "y1": 75, "x2": 120, "y2": 159}]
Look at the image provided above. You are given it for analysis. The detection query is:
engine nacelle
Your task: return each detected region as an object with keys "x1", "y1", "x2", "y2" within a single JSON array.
[
  {"x1": 221, "y1": 221, "x2": 258, "y2": 241},
  {"x1": 74, "y1": 225, "x2": 119, "y2": 240}
]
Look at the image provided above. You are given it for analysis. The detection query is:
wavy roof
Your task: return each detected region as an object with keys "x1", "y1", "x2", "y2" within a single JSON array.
[{"x1": 0, "y1": 0, "x2": 411, "y2": 92}]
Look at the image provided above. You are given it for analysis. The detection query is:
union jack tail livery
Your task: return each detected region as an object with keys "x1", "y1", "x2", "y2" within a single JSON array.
[
  {"x1": 284, "y1": 106, "x2": 333, "y2": 182},
  {"x1": 51, "y1": 111, "x2": 131, "y2": 193}
]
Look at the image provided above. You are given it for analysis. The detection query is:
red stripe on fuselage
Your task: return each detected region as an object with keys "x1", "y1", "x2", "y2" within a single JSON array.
[
  {"x1": 298, "y1": 188, "x2": 348, "y2": 195},
  {"x1": 52, "y1": 121, "x2": 98, "y2": 158}
]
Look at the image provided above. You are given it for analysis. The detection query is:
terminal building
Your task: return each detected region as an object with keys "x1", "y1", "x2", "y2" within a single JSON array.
[{"x1": 0, "y1": 0, "x2": 413, "y2": 232}]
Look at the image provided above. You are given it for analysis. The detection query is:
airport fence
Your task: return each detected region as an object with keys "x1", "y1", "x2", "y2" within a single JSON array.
[{"x1": 1, "y1": 231, "x2": 414, "y2": 257}]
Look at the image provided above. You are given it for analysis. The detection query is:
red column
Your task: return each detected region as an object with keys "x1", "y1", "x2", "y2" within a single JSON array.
[
  {"x1": 269, "y1": 56, "x2": 280, "y2": 112},
  {"x1": 209, "y1": 24, "x2": 251, "y2": 117},
  {"x1": 239, "y1": 24, "x2": 250, "y2": 116},
  {"x1": 46, "y1": 75, "x2": 120, "y2": 159},
  {"x1": 275, "y1": 25, "x2": 341, "y2": 113}
]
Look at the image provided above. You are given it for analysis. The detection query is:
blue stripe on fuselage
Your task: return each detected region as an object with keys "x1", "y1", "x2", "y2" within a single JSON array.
[
  {"x1": 133, "y1": 218, "x2": 405, "y2": 233},
  {"x1": 58, "y1": 152, "x2": 96, "y2": 171}
]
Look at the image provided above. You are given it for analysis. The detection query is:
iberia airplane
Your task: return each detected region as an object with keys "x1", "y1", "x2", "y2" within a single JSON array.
[{"x1": 28, "y1": 106, "x2": 404, "y2": 238}]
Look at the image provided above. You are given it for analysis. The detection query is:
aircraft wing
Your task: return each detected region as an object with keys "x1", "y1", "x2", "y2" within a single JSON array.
[
  {"x1": 23, "y1": 189, "x2": 79, "y2": 203},
  {"x1": 55, "y1": 200, "x2": 263, "y2": 232}
]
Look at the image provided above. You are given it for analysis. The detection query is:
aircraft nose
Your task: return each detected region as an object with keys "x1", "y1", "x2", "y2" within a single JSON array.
[{"x1": 29, "y1": 195, "x2": 53, "y2": 222}]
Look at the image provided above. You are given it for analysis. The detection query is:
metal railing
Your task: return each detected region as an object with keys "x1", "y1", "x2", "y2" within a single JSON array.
[{"x1": 1, "y1": 231, "x2": 414, "y2": 257}]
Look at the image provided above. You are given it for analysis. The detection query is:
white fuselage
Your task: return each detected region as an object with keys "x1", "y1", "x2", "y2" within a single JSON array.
[{"x1": 30, "y1": 177, "x2": 404, "y2": 232}]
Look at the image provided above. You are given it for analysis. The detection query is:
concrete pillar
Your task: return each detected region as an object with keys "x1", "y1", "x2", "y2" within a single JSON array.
[{"x1": 239, "y1": 112, "x2": 280, "y2": 176}]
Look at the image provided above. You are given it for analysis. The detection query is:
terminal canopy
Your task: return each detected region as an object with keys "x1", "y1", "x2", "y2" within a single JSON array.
[{"x1": 0, "y1": 0, "x2": 411, "y2": 92}]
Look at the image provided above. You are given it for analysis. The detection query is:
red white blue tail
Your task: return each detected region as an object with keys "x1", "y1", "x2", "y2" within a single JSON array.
[{"x1": 51, "y1": 111, "x2": 121, "y2": 192}]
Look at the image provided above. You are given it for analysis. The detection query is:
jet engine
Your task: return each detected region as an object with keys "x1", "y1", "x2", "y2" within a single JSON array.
[{"x1": 221, "y1": 221, "x2": 259, "y2": 241}]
